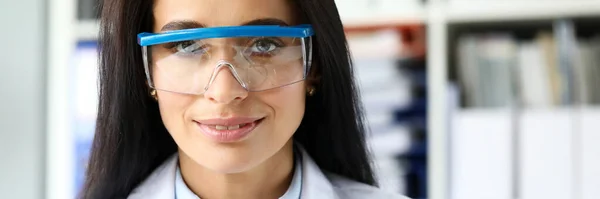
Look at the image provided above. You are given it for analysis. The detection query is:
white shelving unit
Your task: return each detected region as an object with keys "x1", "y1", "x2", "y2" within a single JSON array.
[
  {"x1": 49, "y1": 1, "x2": 600, "y2": 199},
  {"x1": 432, "y1": 1, "x2": 600, "y2": 199},
  {"x1": 445, "y1": 1, "x2": 600, "y2": 23}
]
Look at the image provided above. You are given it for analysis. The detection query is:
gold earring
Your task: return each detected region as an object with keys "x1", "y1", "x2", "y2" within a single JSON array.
[
  {"x1": 150, "y1": 89, "x2": 158, "y2": 100},
  {"x1": 307, "y1": 87, "x2": 315, "y2": 96}
]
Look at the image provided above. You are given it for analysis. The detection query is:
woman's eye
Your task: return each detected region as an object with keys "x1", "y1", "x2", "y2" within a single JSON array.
[
  {"x1": 174, "y1": 41, "x2": 204, "y2": 54},
  {"x1": 250, "y1": 39, "x2": 281, "y2": 54}
]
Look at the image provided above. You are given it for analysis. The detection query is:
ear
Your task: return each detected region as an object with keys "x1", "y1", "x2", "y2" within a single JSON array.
[{"x1": 305, "y1": 62, "x2": 321, "y2": 89}]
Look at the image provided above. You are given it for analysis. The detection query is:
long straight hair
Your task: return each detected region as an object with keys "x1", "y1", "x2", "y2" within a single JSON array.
[{"x1": 81, "y1": 0, "x2": 375, "y2": 198}]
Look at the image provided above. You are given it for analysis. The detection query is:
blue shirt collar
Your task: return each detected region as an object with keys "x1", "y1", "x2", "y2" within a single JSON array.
[{"x1": 175, "y1": 151, "x2": 303, "y2": 199}]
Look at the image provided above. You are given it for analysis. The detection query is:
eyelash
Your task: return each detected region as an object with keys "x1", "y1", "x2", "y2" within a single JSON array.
[
  {"x1": 250, "y1": 37, "x2": 284, "y2": 47},
  {"x1": 164, "y1": 41, "x2": 195, "y2": 50},
  {"x1": 162, "y1": 41, "x2": 207, "y2": 56}
]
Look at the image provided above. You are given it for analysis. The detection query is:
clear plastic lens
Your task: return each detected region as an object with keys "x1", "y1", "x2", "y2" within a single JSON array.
[{"x1": 143, "y1": 36, "x2": 311, "y2": 95}]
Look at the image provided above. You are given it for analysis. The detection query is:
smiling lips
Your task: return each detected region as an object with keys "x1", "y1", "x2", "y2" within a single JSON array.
[{"x1": 194, "y1": 117, "x2": 264, "y2": 143}]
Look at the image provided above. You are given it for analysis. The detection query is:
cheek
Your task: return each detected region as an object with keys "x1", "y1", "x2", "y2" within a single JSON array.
[
  {"x1": 157, "y1": 91, "x2": 196, "y2": 139},
  {"x1": 260, "y1": 83, "x2": 306, "y2": 140}
]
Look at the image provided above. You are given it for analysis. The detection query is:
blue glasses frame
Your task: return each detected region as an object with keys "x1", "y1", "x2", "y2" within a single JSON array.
[
  {"x1": 139, "y1": 24, "x2": 314, "y2": 94},
  {"x1": 137, "y1": 24, "x2": 315, "y2": 46}
]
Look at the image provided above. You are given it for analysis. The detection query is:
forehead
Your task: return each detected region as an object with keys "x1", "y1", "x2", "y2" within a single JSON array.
[{"x1": 153, "y1": 0, "x2": 298, "y2": 32}]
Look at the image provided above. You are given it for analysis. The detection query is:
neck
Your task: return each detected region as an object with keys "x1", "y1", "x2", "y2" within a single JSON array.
[{"x1": 178, "y1": 141, "x2": 295, "y2": 199}]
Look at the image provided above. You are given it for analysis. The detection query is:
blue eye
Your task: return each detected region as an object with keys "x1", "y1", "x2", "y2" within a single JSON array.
[
  {"x1": 251, "y1": 40, "x2": 277, "y2": 53},
  {"x1": 248, "y1": 38, "x2": 284, "y2": 57},
  {"x1": 165, "y1": 40, "x2": 206, "y2": 55},
  {"x1": 177, "y1": 41, "x2": 204, "y2": 53}
]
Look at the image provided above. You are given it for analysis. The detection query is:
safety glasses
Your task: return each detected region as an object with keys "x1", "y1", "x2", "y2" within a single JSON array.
[{"x1": 137, "y1": 25, "x2": 314, "y2": 95}]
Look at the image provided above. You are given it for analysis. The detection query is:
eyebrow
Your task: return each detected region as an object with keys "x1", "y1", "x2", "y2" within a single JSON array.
[{"x1": 160, "y1": 18, "x2": 290, "y2": 32}]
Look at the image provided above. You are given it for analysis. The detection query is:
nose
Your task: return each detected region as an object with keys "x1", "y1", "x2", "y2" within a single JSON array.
[{"x1": 203, "y1": 62, "x2": 248, "y2": 104}]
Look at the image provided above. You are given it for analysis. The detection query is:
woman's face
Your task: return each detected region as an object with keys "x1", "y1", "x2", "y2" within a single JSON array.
[{"x1": 152, "y1": 0, "x2": 306, "y2": 173}]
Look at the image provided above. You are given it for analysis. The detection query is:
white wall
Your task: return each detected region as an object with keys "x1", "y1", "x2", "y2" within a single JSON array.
[{"x1": 0, "y1": 0, "x2": 47, "y2": 198}]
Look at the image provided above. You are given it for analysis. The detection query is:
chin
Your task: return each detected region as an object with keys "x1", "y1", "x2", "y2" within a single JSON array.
[{"x1": 191, "y1": 145, "x2": 265, "y2": 174}]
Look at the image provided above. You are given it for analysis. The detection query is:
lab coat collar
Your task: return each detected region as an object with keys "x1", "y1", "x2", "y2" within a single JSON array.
[{"x1": 127, "y1": 145, "x2": 337, "y2": 199}]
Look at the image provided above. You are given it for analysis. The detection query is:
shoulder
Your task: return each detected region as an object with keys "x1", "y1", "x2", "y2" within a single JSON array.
[
  {"x1": 326, "y1": 173, "x2": 411, "y2": 199},
  {"x1": 295, "y1": 143, "x2": 410, "y2": 199},
  {"x1": 127, "y1": 154, "x2": 178, "y2": 199}
]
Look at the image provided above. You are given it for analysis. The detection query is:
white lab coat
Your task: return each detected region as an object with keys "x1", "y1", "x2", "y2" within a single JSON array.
[{"x1": 127, "y1": 146, "x2": 410, "y2": 199}]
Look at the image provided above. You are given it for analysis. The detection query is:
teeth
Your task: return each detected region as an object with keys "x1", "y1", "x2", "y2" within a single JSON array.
[
  {"x1": 215, "y1": 125, "x2": 227, "y2": 130},
  {"x1": 214, "y1": 124, "x2": 243, "y2": 130}
]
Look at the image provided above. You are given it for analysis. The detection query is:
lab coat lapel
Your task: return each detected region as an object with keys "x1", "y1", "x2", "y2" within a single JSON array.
[{"x1": 298, "y1": 146, "x2": 339, "y2": 199}]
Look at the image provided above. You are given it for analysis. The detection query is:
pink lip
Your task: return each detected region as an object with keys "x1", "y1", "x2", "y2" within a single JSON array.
[
  {"x1": 194, "y1": 117, "x2": 264, "y2": 143},
  {"x1": 195, "y1": 117, "x2": 262, "y2": 125}
]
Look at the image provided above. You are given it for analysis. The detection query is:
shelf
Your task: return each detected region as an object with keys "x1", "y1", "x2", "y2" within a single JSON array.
[
  {"x1": 341, "y1": 1, "x2": 600, "y2": 27},
  {"x1": 76, "y1": 20, "x2": 99, "y2": 41},
  {"x1": 72, "y1": 1, "x2": 600, "y2": 38},
  {"x1": 336, "y1": 0, "x2": 426, "y2": 27},
  {"x1": 446, "y1": 1, "x2": 600, "y2": 24},
  {"x1": 341, "y1": 12, "x2": 426, "y2": 28}
]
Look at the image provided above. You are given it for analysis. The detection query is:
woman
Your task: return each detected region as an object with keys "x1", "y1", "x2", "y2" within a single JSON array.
[{"x1": 81, "y1": 0, "x2": 408, "y2": 198}]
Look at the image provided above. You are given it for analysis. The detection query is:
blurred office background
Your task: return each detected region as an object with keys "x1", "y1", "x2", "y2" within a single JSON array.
[{"x1": 1, "y1": 0, "x2": 600, "y2": 199}]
